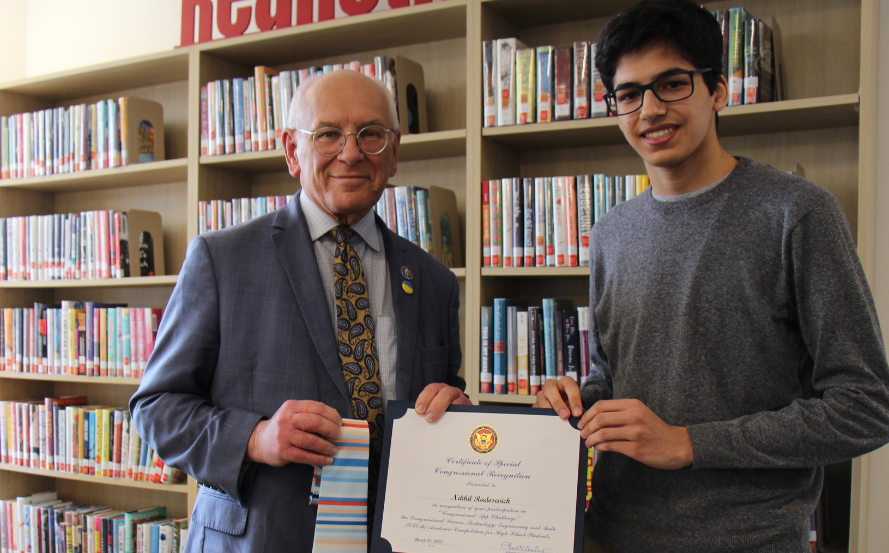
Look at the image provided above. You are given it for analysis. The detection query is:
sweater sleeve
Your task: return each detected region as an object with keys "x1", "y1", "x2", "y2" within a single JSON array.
[{"x1": 689, "y1": 202, "x2": 889, "y2": 469}]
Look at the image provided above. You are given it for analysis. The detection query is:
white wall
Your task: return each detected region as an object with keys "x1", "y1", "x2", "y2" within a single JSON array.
[
  {"x1": 24, "y1": 0, "x2": 181, "y2": 78},
  {"x1": 0, "y1": 0, "x2": 27, "y2": 83},
  {"x1": 866, "y1": 0, "x2": 889, "y2": 550}
]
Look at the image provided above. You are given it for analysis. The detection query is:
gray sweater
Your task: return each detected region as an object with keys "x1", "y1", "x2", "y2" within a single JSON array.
[{"x1": 581, "y1": 157, "x2": 889, "y2": 553}]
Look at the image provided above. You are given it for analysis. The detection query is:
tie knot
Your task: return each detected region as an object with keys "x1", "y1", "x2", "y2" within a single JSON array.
[{"x1": 330, "y1": 225, "x2": 353, "y2": 244}]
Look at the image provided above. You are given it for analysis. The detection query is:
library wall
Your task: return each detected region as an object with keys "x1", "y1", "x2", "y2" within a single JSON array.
[
  {"x1": 866, "y1": 0, "x2": 889, "y2": 550},
  {"x1": 24, "y1": 0, "x2": 180, "y2": 78},
  {"x1": 0, "y1": 0, "x2": 26, "y2": 82}
]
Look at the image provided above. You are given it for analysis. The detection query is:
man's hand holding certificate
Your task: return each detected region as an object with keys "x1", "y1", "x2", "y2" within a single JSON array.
[{"x1": 372, "y1": 402, "x2": 585, "y2": 553}]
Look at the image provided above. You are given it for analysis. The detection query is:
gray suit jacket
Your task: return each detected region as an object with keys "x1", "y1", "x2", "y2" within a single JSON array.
[{"x1": 130, "y1": 193, "x2": 464, "y2": 552}]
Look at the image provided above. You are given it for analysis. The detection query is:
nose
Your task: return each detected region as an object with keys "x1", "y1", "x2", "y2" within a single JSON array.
[
  {"x1": 639, "y1": 88, "x2": 666, "y2": 119},
  {"x1": 337, "y1": 132, "x2": 363, "y2": 164}
]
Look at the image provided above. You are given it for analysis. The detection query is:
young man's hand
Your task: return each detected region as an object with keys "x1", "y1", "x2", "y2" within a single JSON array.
[
  {"x1": 533, "y1": 376, "x2": 585, "y2": 419},
  {"x1": 580, "y1": 399, "x2": 693, "y2": 470}
]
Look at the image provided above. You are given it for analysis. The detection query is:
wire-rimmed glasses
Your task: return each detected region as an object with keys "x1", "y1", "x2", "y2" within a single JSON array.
[{"x1": 296, "y1": 125, "x2": 395, "y2": 157}]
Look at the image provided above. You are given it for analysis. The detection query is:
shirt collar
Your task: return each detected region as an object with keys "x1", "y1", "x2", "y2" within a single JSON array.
[{"x1": 299, "y1": 190, "x2": 383, "y2": 252}]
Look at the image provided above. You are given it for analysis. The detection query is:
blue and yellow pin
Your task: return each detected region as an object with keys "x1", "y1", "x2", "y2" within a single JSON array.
[{"x1": 401, "y1": 266, "x2": 414, "y2": 294}]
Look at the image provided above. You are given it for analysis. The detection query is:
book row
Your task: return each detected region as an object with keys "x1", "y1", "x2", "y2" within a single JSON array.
[
  {"x1": 0, "y1": 493, "x2": 186, "y2": 553},
  {"x1": 481, "y1": 300, "x2": 590, "y2": 395},
  {"x1": 483, "y1": 8, "x2": 775, "y2": 127},
  {"x1": 484, "y1": 39, "x2": 607, "y2": 126},
  {"x1": 0, "y1": 396, "x2": 185, "y2": 486},
  {"x1": 483, "y1": 174, "x2": 649, "y2": 268},
  {"x1": 714, "y1": 8, "x2": 776, "y2": 106},
  {"x1": 0, "y1": 98, "x2": 165, "y2": 181},
  {"x1": 201, "y1": 57, "x2": 397, "y2": 157},
  {"x1": 0, "y1": 304, "x2": 162, "y2": 379},
  {"x1": 374, "y1": 186, "x2": 435, "y2": 255},
  {"x1": 198, "y1": 195, "x2": 295, "y2": 234},
  {"x1": 0, "y1": 210, "x2": 163, "y2": 282}
]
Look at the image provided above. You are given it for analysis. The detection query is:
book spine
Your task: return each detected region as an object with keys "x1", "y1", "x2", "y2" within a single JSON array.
[
  {"x1": 566, "y1": 176, "x2": 578, "y2": 267},
  {"x1": 554, "y1": 309, "x2": 565, "y2": 377},
  {"x1": 507, "y1": 306, "x2": 518, "y2": 394},
  {"x1": 200, "y1": 86, "x2": 209, "y2": 156},
  {"x1": 553, "y1": 47, "x2": 573, "y2": 121},
  {"x1": 578, "y1": 175, "x2": 593, "y2": 267},
  {"x1": 271, "y1": 75, "x2": 283, "y2": 149},
  {"x1": 534, "y1": 178, "x2": 546, "y2": 266},
  {"x1": 515, "y1": 48, "x2": 536, "y2": 124},
  {"x1": 109, "y1": 100, "x2": 120, "y2": 167},
  {"x1": 544, "y1": 177, "x2": 555, "y2": 266},
  {"x1": 573, "y1": 42, "x2": 590, "y2": 119},
  {"x1": 406, "y1": 187, "x2": 419, "y2": 245},
  {"x1": 489, "y1": 180, "x2": 502, "y2": 267},
  {"x1": 233, "y1": 79, "x2": 245, "y2": 153},
  {"x1": 512, "y1": 177, "x2": 523, "y2": 267},
  {"x1": 416, "y1": 189, "x2": 433, "y2": 254},
  {"x1": 496, "y1": 38, "x2": 517, "y2": 126},
  {"x1": 480, "y1": 306, "x2": 493, "y2": 394},
  {"x1": 207, "y1": 80, "x2": 217, "y2": 156},
  {"x1": 564, "y1": 309, "x2": 579, "y2": 382},
  {"x1": 529, "y1": 307, "x2": 542, "y2": 395},
  {"x1": 501, "y1": 179, "x2": 512, "y2": 268},
  {"x1": 265, "y1": 75, "x2": 275, "y2": 150},
  {"x1": 493, "y1": 299, "x2": 507, "y2": 394},
  {"x1": 516, "y1": 310, "x2": 529, "y2": 395},
  {"x1": 594, "y1": 174, "x2": 607, "y2": 223},
  {"x1": 394, "y1": 187, "x2": 409, "y2": 240},
  {"x1": 728, "y1": 8, "x2": 750, "y2": 106},
  {"x1": 542, "y1": 299, "x2": 556, "y2": 379},
  {"x1": 243, "y1": 77, "x2": 254, "y2": 152},
  {"x1": 578, "y1": 306, "x2": 590, "y2": 382},
  {"x1": 523, "y1": 178, "x2": 535, "y2": 267},
  {"x1": 590, "y1": 43, "x2": 608, "y2": 117},
  {"x1": 482, "y1": 183, "x2": 491, "y2": 267},
  {"x1": 223, "y1": 80, "x2": 234, "y2": 154},
  {"x1": 536, "y1": 46, "x2": 553, "y2": 123}
]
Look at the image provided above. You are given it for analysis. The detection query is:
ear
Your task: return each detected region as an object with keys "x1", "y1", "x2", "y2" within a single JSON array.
[
  {"x1": 388, "y1": 129, "x2": 402, "y2": 178},
  {"x1": 712, "y1": 74, "x2": 730, "y2": 112},
  {"x1": 283, "y1": 130, "x2": 301, "y2": 178}
]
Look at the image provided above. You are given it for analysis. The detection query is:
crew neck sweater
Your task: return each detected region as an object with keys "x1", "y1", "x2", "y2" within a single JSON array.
[{"x1": 580, "y1": 157, "x2": 889, "y2": 552}]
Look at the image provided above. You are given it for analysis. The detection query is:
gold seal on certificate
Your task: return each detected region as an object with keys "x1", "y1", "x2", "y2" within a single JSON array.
[{"x1": 371, "y1": 402, "x2": 585, "y2": 553}]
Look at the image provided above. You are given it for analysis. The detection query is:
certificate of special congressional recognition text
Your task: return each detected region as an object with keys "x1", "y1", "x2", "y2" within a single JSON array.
[{"x1": 371, "y1": 402, "x2": 585, "y2": 553}]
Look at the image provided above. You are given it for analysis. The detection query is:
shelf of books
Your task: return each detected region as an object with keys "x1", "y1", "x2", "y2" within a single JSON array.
[{"x1": 0, "y1": 37, "x2": 193, "y2": 529}]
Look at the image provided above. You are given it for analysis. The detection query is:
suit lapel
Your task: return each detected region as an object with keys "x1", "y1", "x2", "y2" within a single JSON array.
[
  {"x1": 272, "y1": 194, "x2": 349, "y2": 406},
  {"x1": 379, "y1": 219, "x2": 420, "y2": 401}
]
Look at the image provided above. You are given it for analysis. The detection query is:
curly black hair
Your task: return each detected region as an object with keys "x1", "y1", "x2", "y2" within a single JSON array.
[{"x1": 595, "y1": 0, "x2": 723, "y2": 95}]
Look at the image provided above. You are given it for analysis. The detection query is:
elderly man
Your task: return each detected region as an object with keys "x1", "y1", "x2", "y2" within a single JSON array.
[{"x1": 131, "y1": 69, "x2": 469, "y2": 552}]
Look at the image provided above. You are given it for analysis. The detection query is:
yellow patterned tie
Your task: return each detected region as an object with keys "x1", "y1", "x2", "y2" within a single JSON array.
[{"x1": 330, "y1": 225, "x2": 384, "y2": 527}]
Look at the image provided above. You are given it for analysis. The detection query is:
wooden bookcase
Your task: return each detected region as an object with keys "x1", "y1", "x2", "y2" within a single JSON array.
[{"x1": 0, "y1": 0, "x2": 878, "y2": 548}]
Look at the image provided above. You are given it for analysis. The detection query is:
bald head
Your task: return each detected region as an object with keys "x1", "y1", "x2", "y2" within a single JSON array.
[{"x1": 286, "y1": 70, "x2": 399, "y2": 131}]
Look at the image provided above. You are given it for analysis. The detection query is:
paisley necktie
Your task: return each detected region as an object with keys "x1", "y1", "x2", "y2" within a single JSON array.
[{"x1": 330, "y1": 225, "x2": 384, "y2": 528}]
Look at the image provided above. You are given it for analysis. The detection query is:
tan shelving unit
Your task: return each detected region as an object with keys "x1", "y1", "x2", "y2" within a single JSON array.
[{"x1": 0, "y1": 0, "x2": 878, "y2": 547}]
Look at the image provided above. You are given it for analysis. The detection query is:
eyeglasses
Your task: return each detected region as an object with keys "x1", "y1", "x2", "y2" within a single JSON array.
[
  {"x1": 604, "y1": 68, "x2": 713, "y2": 116},
  {"x1": 296, "y1": 125, "x2": 394, "y2": 157}
]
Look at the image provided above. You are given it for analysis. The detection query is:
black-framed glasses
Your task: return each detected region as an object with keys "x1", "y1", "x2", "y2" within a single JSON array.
[
  {"x1": 604, "y1": 68, "x2": 713, "y2": 116},
  {"x1": 296, "y1": 125, "x2": 395, "y2": 157}
]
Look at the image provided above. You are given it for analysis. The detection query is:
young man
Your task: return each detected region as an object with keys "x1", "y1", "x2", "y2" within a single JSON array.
[{"x1": 535, "y1": 1, "x2": 889, "y2": 551}]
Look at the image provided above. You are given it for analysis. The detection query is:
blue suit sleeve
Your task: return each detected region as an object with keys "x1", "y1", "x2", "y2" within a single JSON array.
[{"x1": 129, "y1": 236, "x2": 264, "y2": 503}]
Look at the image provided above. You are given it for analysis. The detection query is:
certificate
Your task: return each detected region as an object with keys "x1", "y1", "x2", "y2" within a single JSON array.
[{"x1": 371, "y1": 402, "x2": 585, "y2": 553}]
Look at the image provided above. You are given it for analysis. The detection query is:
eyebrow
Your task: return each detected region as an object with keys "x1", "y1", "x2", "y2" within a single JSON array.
[
  {"x1": 614, "y1": 67, "x2": 691, "y2": 89},
  {"x1": 313, "y1": 119, "x2": 388, "y2": 129}
]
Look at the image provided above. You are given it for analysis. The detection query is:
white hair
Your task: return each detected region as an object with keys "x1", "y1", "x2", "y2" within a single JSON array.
[{"x1": 286, "y1": 70, "x2": 399, "y2": 131}]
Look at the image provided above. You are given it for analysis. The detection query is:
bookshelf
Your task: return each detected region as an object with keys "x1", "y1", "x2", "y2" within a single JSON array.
[{"x1": 0, "y1": 0, "x2": 878, "y2": 549}]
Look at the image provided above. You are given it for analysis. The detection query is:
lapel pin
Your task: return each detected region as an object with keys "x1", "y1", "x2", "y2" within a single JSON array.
[
  {"x1": 401, "y1": 266, "x2": 414, "y2": 280},
  {"x1": 402, "y1": 280, "x2": 414, "y2": 295}
]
